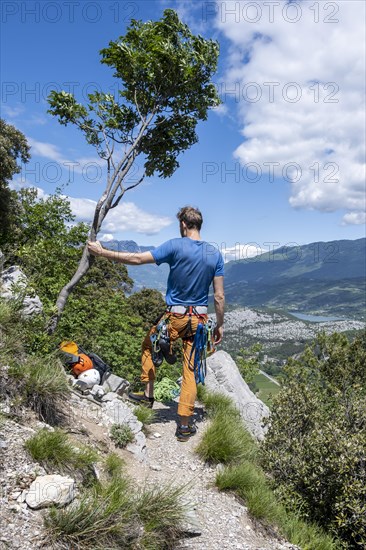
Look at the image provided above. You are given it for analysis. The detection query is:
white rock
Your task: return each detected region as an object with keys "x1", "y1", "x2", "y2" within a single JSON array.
[
  {"x1": 25, "y1": 475, "x2": 75, "y2": 509},
  {"x1": 153, "y1": 432, "x2": 162, "y2": 438},
  {"x1": 0, "y1": 266, "x2": 43, "y2": 316},
  {"x1": 206, "y1": 350, "x2": 270, "y2": 440}
]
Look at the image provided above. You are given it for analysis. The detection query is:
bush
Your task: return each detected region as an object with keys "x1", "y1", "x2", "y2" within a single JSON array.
[
  {"x1": 110, "y1": 424, "x2": 134, "y2": 448},
  {"x1": 261, "y1": 331, "x2": 366, "y2": 548}
]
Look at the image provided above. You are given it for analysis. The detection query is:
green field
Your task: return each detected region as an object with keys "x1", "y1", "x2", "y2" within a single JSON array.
[{"x1": 253, "y1": 373, "x2": 281, "y2": 409}]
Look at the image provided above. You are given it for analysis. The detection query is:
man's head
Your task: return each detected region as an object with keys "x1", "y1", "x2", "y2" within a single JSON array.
[{"x1": 176, "y1": 206, "x2": 203, "y2": 236}]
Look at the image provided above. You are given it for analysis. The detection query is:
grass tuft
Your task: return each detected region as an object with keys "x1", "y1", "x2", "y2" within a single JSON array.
[
  {"x1": 133, "y1": 405, "x2": 157, "y2": 427},
  {"x1": 25, "y1": 428, "x2": 97, "y2": 483},
  {"x1": 105, "y1": 452, "x2": 125, "y2": 479},
  {"x1": 44, "y1": 469, "x2": 191, "y2": 549},
  {"x1": 7, "y1": 355, "x2": 69, "y2": 425}
]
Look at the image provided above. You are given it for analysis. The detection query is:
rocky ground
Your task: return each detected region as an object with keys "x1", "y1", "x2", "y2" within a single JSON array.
[{"x1": 0, "y1": 391, "x2": 298, "y2": 550}]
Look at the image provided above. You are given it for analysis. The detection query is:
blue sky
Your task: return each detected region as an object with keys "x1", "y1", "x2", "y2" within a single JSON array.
[{"x1": 1, "y1": 0, "x2": 365, "y2": 260}]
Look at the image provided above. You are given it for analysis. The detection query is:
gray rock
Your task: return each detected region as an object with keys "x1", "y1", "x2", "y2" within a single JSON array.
[
  {"x1": 0, "y1": 266, "x2": 43, "y2": 316},
  {"x1": 102, "y1": 399, "x2": 142, "y2": 433},
  {"x1": 90, "y1": 385, "x2": 105, "y2": 399},
  {"x1": 25, "y1": 474, "x2": 75, "y2": 509},
  {"x1": 101, "y1": 391, "x2": 119, "y2": 402},
  {"x1": 126, "y1": 431, "x2": 147, "y2": 460},
  {"x1": 206, "y1": 350, "x2": 270, "y2": 440},
  {"x1": 102, "y1": 372, "x2": 130, "y2": 395}
]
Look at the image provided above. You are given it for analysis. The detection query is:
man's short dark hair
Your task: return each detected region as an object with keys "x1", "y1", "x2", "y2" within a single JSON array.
[{"x1": 176, "y1": 206, "x2": 203, "y2": 231}]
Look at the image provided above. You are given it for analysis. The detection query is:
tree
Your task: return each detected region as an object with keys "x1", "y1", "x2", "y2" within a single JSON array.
[
  {"x1": 47, "y1": 9, "x2": 220, "y2": 332},
  {"x1": 236, "y1": 343, "x2": 262, "y2": 385},
  {"x1": 261, "y1": 331, "x2": 366, "y2": 547},
  {"x1": 0, "y1": 119, "x2": 30, "y2": 247}
]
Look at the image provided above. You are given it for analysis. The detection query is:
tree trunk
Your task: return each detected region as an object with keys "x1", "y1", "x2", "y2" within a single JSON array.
[{"x1": 46, "y1": 244, "x2": 95, "y2": 334}]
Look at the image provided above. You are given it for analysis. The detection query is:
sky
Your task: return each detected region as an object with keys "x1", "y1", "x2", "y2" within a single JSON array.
[{"x1": 1, "y1": 0, "x2": 365, "y2": 262}]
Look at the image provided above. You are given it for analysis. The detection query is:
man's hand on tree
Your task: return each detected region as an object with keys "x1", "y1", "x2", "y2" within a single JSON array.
[
  {"x1": 87, "y1": 240, "x2": 103, "y2": 256},
  {"x1": 214, "y1": 325, "x2": 223, "y2": 345}
]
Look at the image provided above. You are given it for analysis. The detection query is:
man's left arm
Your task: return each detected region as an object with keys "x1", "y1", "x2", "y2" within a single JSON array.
[{"x1": 88, "y1": 241, "x2": 155, "y2": 265}]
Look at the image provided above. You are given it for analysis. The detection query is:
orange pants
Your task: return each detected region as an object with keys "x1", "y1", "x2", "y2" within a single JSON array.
[{"x1": 141, "y1": 313, "x2": 207, "y2": 417}]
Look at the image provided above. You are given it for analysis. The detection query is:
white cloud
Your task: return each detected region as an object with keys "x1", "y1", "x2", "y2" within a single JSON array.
[
  {"x1": 9, "y1": 178, "x2": 172, "y2": 236},
  {"x1": 342, "y1": 212, "x2": 366, "y2": 226},
  {"x1": 1, "y1": 104, "x2": 25, "y2": 118},
  {"x1": 26, "y1": 138, "x2": 104, "y2": 176},
  {"x1": 99, "y1": 233, "x2": 114, "y2": 242},
  {"x1": 215, "y1": 0, "x2": 366, "y2": 224},
  {"x1": 220, "y1": 243, "x2": 265, "y2": 263},
  {"x1": 66, "y1": 195, "x2": 172, "y2": 236},
  {"x1": 28, "y1": 138, "x2": 66, "y2": 163}
]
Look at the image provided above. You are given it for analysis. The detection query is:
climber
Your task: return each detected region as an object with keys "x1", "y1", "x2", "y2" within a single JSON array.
[{"x1": 87, "y1": 206, "x2": 225, "y2": 441}]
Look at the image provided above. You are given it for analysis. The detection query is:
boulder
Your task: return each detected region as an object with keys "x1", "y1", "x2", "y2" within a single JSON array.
[
  {"x1": 205, "y1": 350, "x2": 270, "y2": 440},
  {"x1": 25, "y1": 474, "x2": 75, "y2": 509},
  {"x1": 102, "y1": 372, "x2": 130, "y2": 395},
  {"x1": 0, "y1": 265, "x2": 43, "y2": 316}
]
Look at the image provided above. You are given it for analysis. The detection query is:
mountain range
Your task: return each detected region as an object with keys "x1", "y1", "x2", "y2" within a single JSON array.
[{"x1": 102, "y1": 238, "x2": 366, "y2": 318}]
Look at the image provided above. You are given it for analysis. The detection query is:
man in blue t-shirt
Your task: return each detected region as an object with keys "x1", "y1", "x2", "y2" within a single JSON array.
[{"x1": 88, "y1": 206, "x2": 225, "y2": 441}]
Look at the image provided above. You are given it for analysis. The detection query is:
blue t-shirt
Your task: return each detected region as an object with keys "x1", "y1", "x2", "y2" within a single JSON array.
[{"x1": 151, "y1": 238, "x2": 224, "y2": 306}]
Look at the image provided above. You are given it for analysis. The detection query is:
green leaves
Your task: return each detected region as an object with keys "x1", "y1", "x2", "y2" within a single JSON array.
[
  {"x1": 262, "y1": 331, "x2": 366, "y2": 547},
  {"x1": 48, "y1": 9, "x2": 220, "y2": 180}
]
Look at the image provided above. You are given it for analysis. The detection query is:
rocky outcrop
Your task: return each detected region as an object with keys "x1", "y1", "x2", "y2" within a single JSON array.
[
  {"x1": 206, "y1": 350, "x2": 270, "y2": 440},
  {"x1": 0, "y1": 266, "x2": 43, "y2": 316}
]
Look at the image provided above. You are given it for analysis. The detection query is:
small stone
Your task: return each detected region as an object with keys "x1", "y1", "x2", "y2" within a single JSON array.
[
  {"x1": 245, "y1": 525, "x2": 251, "y2": 530},
  {"x1": 153, "y1": 432, "x2": 162, "y2": 438},
  {"x1": 150, "y1": 464, "x2": 162, "y2": 471}
]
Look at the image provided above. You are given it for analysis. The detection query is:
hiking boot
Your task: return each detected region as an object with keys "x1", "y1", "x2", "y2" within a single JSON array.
[
  {"x1": 128, "y1": 391, "x2": 154, "y2": 408},
  {"x1": 176, "y1": 422, "x2": 197, "y2": 442}
]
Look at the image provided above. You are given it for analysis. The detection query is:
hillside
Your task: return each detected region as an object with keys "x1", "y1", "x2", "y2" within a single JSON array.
[
  {"x1": 104, "y1": 239, "x2": 366, "y2": 318},
  {"x1": 224, "y1": 239, "x2": 365, "y2": 317}
]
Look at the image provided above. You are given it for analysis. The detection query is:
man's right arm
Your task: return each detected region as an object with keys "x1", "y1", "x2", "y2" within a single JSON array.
[{"x1": 213, "y1": 276, "x2": 225, "y2": 344}]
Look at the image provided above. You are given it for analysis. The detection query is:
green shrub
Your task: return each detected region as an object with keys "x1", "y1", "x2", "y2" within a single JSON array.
[
  {"x1": 110, "y1": 424, "x2": 134, "y2": 448},
  {"x1": 261, "y1": 331, "x2": 366, "y2": 548}
]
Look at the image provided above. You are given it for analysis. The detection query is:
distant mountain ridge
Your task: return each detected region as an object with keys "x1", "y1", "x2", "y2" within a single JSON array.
[
  {"x1": 102, "y1": 238, "x2": 366, "y2": 317},
  {"x1": 101, "y1": 240, "x2": 168, "y2": 292}
]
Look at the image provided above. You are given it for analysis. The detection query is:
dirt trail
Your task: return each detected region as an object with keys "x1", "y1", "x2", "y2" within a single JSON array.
[{"x1": 122, "y1": 400, "x2": 296, "y2": 550}]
